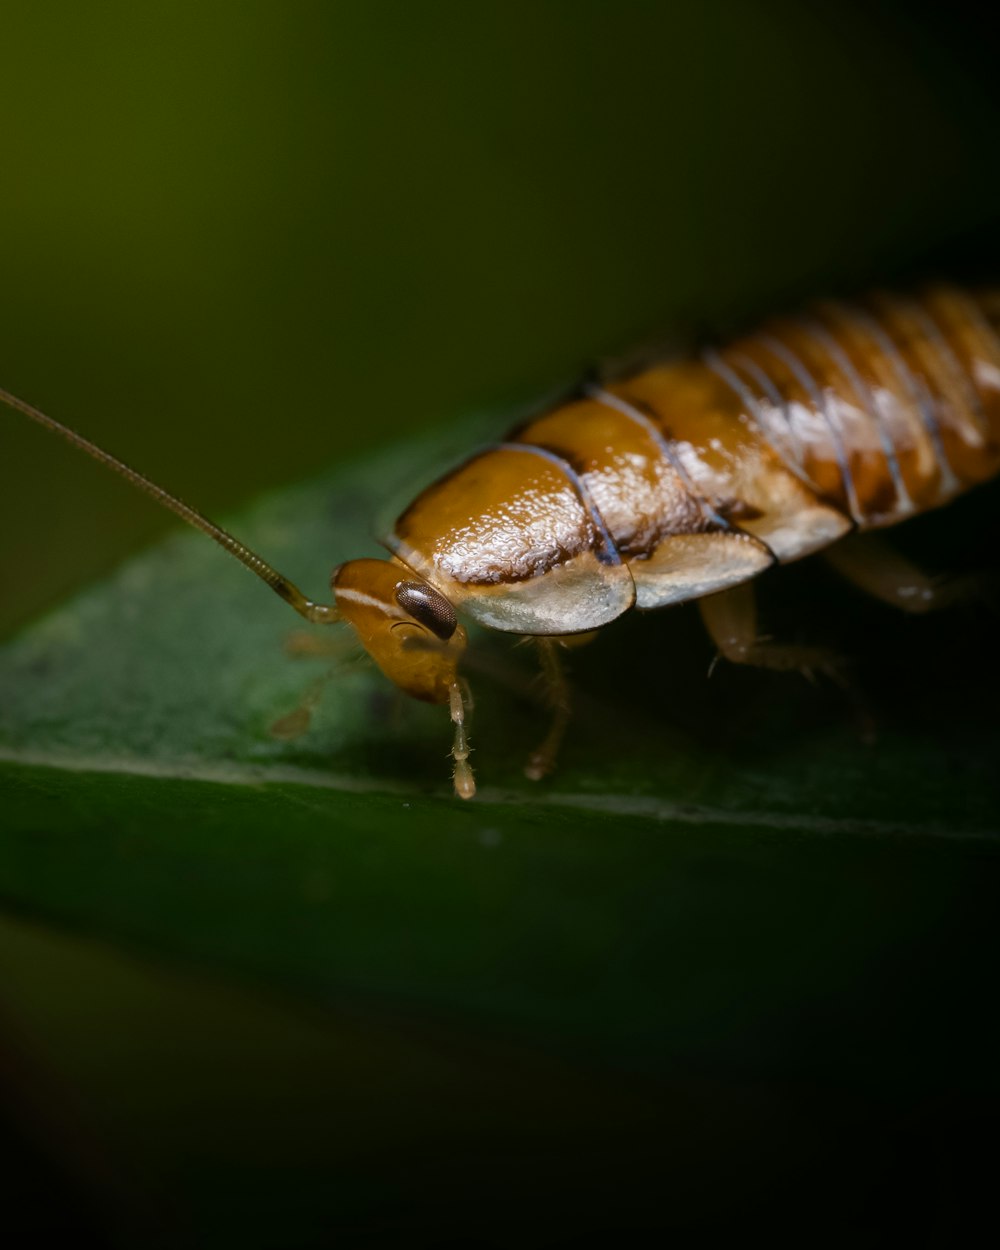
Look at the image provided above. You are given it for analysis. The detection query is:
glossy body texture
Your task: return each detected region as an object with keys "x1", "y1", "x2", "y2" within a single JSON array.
[
  {"x1": 7, "y1": 283, "x2": 1000, "y2": 799},
  {"x1": 387, "y1": 285, "x2": 1000, "y2": 635}
]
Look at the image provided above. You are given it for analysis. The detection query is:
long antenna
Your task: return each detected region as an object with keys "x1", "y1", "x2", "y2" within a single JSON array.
[{"x1": 1, "y1": 384, "x2": 339, "y2": 624}]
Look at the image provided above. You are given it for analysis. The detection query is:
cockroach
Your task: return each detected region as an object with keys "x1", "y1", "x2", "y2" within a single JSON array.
[{"x1": 4, "y1": 284, "x2": 999, "y2": 798}]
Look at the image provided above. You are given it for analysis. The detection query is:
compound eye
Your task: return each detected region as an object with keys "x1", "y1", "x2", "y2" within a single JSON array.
[{"x1": 394, "y1": 581, "x2": 458, "y2": 640}]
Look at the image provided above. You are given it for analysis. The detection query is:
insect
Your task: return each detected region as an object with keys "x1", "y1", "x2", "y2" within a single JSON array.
[{"x1": 4, "y1": 284, "x2": 999, "y2": 798}]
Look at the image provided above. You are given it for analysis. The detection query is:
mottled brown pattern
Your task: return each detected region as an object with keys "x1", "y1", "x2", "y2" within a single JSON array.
[
  {"x1": 719, "y1": 335, "x2": 853, "y2": 513},
  {"x1": 387, "y1": 285, "x2": 1000, "y2": 623},
  {"x1": 513, "y1": 397, "x2": 709, "y2": 557},
  {"x1": 865, "y1": 291, "x2": 992, "y2": 488},
  {"x1": 713, "y1": 287, "x2": 1000, "y2": 527},
  {"x1": 393, "y1": 445, "x2": 602, "y2": 585},
  {"x1": 604, "y1": 361, "x2": 850, "y2": 561},
  {"x1": 812, "y1": 300, "x2": 944, "y2": 510},
  {"x1": 921, "y1": 287, "x2": 1000, "y2": 466},
  {"x1": 753, "y1": 317, "x2": 901, "y2": 523}
]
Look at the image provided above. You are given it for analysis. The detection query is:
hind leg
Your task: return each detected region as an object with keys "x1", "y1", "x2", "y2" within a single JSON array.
[{"x1": 825, "y1": 534, "x2": 989, "y2": 613}]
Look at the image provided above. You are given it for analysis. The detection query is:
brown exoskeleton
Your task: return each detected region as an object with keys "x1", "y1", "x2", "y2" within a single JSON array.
[{"x1": 6, "y1": 284, "x2": 999, "y2": 797}]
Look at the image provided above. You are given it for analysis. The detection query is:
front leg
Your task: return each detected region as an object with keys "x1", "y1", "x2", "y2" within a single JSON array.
[{"x1": 524, "y1": 638, "x2": 574, "y2": 781}]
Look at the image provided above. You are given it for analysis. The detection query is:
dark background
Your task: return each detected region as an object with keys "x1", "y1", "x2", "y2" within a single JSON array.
[{"x1": 2, "y1": 2, "x2": 999, "y2": 1246}]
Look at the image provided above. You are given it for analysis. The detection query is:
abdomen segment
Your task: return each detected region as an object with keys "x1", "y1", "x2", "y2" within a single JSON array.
[{"x1": 385, "y1": 285, "x2": 1000, "y2": 633}]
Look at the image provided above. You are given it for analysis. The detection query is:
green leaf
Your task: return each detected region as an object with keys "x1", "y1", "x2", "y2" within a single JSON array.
[
  {"x1": 2, "y1": 415, "x2": 998, "y2": 1046},
  {"x1": 2, "y1": 418, "x2": 999, "y2": 1242}
]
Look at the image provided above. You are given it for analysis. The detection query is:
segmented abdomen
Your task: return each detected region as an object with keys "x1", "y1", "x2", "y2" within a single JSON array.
[
  {"x1": 716, "y1": 286, "x2": 1000, "y2": 523},
  {"x1": 593, "y1": 285, "x2": 1000, "y2": 546},
  {"x1": 388, "y1": 285, "x2": 1000, "y2": 634}
]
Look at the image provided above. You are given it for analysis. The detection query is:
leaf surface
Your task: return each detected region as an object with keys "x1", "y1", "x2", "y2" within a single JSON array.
[{"x1": 1, "y1": 420, "x2": 998, "y2": 1071}]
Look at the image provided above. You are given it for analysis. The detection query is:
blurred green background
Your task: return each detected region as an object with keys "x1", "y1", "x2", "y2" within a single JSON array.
[{"x1": 2, "y1": 2, "x2": 1000, "y2": 1246}]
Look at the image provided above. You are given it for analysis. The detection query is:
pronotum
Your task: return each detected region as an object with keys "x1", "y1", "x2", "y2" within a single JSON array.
[{"x1": 5, "y1": 284, "x2": 998, "y2": 797}]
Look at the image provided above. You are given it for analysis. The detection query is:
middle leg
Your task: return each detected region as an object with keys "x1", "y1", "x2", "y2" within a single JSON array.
[
  {"x1": 698, "y1": 581, "x2": 839, "y2": 678},
  {"x1": 698, "y1": 581, "x2": 873, "y2": 740}
]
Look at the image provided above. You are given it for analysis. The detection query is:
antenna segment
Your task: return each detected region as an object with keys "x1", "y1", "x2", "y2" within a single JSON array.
[{"x1": 1, "y1": 384, "x2": 339, "y2": 624}]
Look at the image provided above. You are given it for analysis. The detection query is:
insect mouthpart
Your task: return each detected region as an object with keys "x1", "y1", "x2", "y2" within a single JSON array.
[{"x1": 331, "y1": 557, "x2": 473, "y2": 795}]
